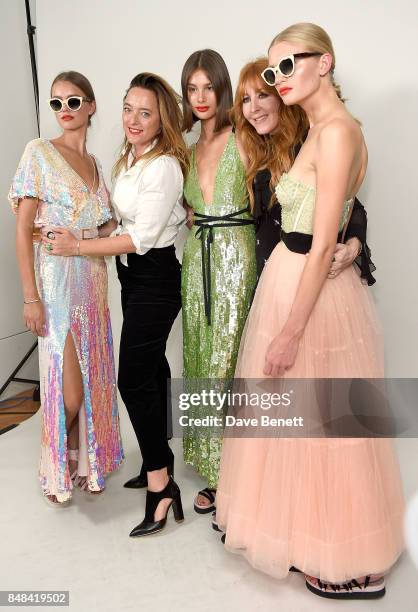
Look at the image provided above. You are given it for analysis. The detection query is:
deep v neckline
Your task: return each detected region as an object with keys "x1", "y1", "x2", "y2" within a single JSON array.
[
  {"x1": 46, "y1": 139, "x2": 100, "y2": 195},
  {"x1": 193, "y1": 132, "x2": 233, "y2": 206}
]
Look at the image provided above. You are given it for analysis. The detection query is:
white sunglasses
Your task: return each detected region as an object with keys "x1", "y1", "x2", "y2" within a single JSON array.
[
  {"x1": 261, "y1": 52, "x2": 322, "y2": 86},
  {"x1": 48, "y1": 96, "x2": 91, "y2": 112}
]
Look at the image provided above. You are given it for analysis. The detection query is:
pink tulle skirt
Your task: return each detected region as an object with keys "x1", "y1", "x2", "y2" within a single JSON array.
[{"x1": 216, "y1": 242, "x2": 405, "y2": 582}]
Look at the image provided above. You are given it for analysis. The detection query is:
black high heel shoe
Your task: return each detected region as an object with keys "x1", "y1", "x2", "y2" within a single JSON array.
[
  {"x1": 123, "y1": 457, "x2": 174, "y2": 489},
  {"x1": 129, "y1": 476, "x2": 184, "y2": 537}
]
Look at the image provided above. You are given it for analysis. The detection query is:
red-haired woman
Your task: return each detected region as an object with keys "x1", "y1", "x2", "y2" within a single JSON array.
[{"x1": 233, "y1": 57, "x2": 375, "y2": 282}]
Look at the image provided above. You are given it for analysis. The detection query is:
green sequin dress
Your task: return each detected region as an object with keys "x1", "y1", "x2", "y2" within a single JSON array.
[{"x1": 182, "y1": 133, "x2": 257, "y2": 488}]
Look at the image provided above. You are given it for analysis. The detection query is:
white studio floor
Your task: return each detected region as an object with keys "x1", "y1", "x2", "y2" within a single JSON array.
[{"x1": 1, "y1": 392, "x2": 418, "y2": 612}]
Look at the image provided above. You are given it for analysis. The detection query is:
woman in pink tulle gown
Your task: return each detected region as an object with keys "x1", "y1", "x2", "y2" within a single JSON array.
[{"x1": 216, "y1": 22, "x2": 404, "y2": 600}]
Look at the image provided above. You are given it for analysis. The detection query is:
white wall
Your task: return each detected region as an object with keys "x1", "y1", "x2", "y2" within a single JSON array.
[
  {"x1": 0, "y1": 0, "x2": 39, "y2": 387},
  {"x1": 35, "y1": 0, "x2": 418, "y2": 377}
]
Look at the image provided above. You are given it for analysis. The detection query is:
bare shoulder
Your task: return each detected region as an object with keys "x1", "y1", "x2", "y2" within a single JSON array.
[
  {"x1": 234, "y1": 129, "x2": 248, "y2": 169},
  {"x1": 318, "y1": 116, "x2": 363, "y2": 149},
  {"x1": 314, "y1": 114, "x2": 367, "y2": 192},
  {"x1": 234, "y1": 129, "x2": 244, "y2": 151}
]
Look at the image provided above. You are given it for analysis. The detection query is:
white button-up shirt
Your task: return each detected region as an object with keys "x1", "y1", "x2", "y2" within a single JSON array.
[{"x1": 112, "y1": 147, "x2": 186, "y2": 266}]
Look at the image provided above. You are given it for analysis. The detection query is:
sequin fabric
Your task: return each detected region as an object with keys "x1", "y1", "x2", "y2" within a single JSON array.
[
  {"x1": 277, "y1": 172, "x2": 352, "y2": 234},
  {"x1": 182, "y1": 134, "x2": 257, "y2": 488},
  {"x1": 8, "y1": 139, "x2": 124, "y2": 502}
]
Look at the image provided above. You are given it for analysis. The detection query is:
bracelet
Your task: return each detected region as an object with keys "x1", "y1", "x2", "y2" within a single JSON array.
[{"x1": 24, "y1": 298, "x2": 40, "y2": 304}]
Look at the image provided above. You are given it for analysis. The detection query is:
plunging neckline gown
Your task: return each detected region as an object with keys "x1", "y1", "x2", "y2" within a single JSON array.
[{"x1": 182, "y1": 133, "x2": 257, "y2": 488}]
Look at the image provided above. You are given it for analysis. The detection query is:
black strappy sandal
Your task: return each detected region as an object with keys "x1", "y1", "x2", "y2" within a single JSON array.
[
  {"x1": 193, "y1": 487, "x2": 216, "y2": 514},
  {"x1": 211, "y1": 511, "x2": 223, "y2": 532},
  {"x1": 305, "y1": 574, "x2": 386, "y2": 600}
]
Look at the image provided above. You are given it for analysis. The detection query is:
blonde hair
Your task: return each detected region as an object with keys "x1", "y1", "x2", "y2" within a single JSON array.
[
  {"x1": 270, "y1": 22, "x2": 346, "y2": 102},
  {"x1": 113, "y1": 73, "x2": 189, "y2": 179},
  {"x1": 231, "y1": 58, "x2": 308, "y2": 210}
]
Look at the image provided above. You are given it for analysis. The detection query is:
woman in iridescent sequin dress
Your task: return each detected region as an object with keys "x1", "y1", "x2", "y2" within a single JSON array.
[
  {"x1": 42, "y1": 73, "x2": 188, "y2": 539},
  {"x1": 9, "y1": 71, "x2": 124, "y2": 506},
  {"x1": 180, "y1": 50, "x2": 257, "y2": 512},
  {"x1": 216, "y1": 24, "x2": 404, "y2": 600}
]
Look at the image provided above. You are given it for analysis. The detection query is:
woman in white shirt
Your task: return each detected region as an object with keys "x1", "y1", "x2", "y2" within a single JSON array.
[{"x1": 42, "y1": 72, "x2": 189, "y2": 538}]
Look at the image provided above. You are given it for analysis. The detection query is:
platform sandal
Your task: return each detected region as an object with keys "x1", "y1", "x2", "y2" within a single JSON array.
[
  {"x1": 211, "y1": 511, "x2": 224, "y2": 532},
  {"x1": 305, "y1": 574, "x2": 386, "y2": 600},
  {"x1": 42, "y1": 489, "x2": 71, "y2": 508},
  {"x1": 68, "y1": 449, "x2": 104, "y2": 495},
  {"x1": 193, "y1": 487, "x2": 216, "y2": 514}
]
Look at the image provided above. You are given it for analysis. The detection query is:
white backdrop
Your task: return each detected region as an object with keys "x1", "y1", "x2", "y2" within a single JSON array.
[
  {"x1": 35, "y1": 0, "x2": 418, "y2": 377},
  {"x1": 0, "y1": 0, "x2": 39, "y2": 388}
]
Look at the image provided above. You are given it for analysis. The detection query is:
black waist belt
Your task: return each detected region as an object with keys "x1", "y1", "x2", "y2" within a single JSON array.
[
  {"x1": 194, "y1": 206, "x2": 255, "y2": 325},
  {"x1": 281, "y1": 229, "x2": 344, "y2": 254}
]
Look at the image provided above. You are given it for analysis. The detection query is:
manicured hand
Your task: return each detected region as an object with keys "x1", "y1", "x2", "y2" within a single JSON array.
[
  {"x1": 327, "y1": 238, "x2": 360, "y2": 279},
  {"x1": 41, "y1": 228, "x2": 78, "y2": 256}
]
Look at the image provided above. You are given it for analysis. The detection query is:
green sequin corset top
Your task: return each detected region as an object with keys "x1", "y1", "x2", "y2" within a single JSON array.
[{"x1": 276, "y1": 172, "x2": 353, "y2": 235}]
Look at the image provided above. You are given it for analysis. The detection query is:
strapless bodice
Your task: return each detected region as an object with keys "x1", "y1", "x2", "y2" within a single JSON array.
[{"x1": 276, "y1": 172, "x2": 353, "y2": 235}]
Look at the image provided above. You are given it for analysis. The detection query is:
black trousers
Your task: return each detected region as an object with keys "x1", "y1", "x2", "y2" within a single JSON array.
[{"x1": 116, "y1": 246, "x2": 181, "y2": 471}]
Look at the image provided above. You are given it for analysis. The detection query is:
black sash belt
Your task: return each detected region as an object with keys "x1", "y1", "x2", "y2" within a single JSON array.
[
  {"x1": 281, "y1": 229, "x2": 344, "y2": 254},
  {"x1": 194, "y1": 206, "x2": 255, "y2": 325}
]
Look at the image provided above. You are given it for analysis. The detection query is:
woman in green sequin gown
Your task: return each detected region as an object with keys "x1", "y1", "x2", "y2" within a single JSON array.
[{"x1": 181, "y1": 51, "x2": 257, "y2": 495}]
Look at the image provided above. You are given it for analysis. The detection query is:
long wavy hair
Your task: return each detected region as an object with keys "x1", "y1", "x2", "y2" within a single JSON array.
[
  {"x1": 231, "y1": 58, "x2": 309, "y2": 210},
  {"x1": 113, "y1": 72, "x2": 189, "y2": 179}
]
